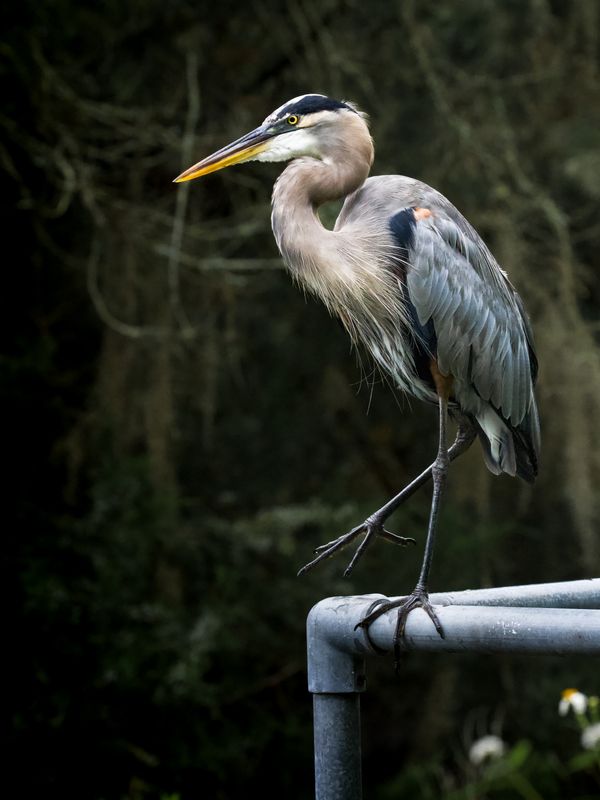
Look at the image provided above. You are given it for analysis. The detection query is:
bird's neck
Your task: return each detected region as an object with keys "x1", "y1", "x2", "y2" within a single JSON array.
[{"x1": 271, "y1": 146, "x2": 373, "y2": 298}]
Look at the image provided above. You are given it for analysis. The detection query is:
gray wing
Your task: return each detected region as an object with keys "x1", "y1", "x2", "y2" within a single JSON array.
[{"x1": 406, "y1": 211, "x2": 535, "y2": 428}]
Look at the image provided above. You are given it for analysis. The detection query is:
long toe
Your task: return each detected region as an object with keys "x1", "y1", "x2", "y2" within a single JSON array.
[
  {"x1": 313, "y1": 526, "x2": 363, "y2": 555},
  {"x1": 418, "y1": 596, "x2": 444, "y2": 639},
  {"x1": 392, "y1": 592, "x2": 444, "y2": 670},
  {"x1": 298, "y1": 516, "x2": 416, "y2": 578},
  {"x1": 355, "y1": 590, "x2": 445, "y2": 667},
  {"x1": 354, "y1": 597, "x2": 403, "y2": 631},
  {"x1": 297, "y1": 526, "x2": 365, "y2": 576},
  {"x1": 380, "y1": 529, "x2": 416, "y2": 547}
]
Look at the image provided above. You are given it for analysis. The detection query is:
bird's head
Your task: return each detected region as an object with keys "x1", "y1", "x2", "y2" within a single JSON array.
[{"x1": 174, "y1": 94, "x2": 372, "y2": 183}]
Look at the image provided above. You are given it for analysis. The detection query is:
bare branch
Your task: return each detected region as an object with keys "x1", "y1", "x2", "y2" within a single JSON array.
[{"x1": 86, "y1": 239, "x2": 168, "y2": 340}]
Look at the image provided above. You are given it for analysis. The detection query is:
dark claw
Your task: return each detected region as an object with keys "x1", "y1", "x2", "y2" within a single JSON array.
[{"x1": 355, "y1": 588, "x2": 445, "y2": 671}]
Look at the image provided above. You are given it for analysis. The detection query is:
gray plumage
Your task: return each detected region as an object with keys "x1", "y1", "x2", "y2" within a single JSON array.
[
  {"x1": 175, "y1": 94, "x2": 541, "y2": 652},
  {"x1": 267, "y1": 109, "x2": 539, "y2": 481}
]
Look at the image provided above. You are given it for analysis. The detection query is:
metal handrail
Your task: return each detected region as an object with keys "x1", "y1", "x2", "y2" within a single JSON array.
[{"x1": 306, "y1": 578, "x2": 600, "y2": 800}]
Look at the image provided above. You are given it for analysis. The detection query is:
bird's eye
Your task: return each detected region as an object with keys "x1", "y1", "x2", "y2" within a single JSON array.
[{"x1": 287, "y1": 114, "x2": 299, "y2": 125}]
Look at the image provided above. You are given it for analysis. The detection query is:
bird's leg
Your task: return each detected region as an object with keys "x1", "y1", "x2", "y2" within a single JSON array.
[
  {"x1": 356, "y1": 391, "x2": 452, "y2": 668},
  {"x1": 297, "y1": 415, "x2": 474, "y2": 577}
]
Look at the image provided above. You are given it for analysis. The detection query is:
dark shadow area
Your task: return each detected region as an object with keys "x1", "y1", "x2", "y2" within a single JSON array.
[{"x1": 4, "y1": 1, "x2": 600, "y2": 797}]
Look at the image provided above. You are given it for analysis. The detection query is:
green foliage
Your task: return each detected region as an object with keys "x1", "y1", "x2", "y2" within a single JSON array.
[{"x1": 377, "y1": 698, "x2": 600, "y2": 800}]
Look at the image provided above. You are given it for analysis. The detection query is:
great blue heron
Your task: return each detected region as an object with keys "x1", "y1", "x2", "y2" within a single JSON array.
[{"x1": 175, "y1": 94, "x2": 540, "y2": 659}]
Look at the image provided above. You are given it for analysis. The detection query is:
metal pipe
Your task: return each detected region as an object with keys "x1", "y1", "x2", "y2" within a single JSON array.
[
  {"x1": 307, "y1": 580, "x2": 600, "y2": 800},
  {"x1": 427, "y1": 577, "x2": 600, "y2": 609},
  {"x1": 313, "y1": 694, "x2": 362, "y2": 800},
  {"x1": 307, "y1": 595, "x2": 378, "y2": 800},
  {"x1": 368, "y1": 604, "x2": 600, "y2": 654}
]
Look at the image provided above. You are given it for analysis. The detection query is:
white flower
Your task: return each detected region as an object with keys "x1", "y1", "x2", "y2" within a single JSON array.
[
  {"x1": 559, "y1": 688, "x2": 588, "y2": 716},
  {"x1": 469, "y1": 734, "x2": 507, "y2": 766},
  {"x1": 581, "y1": 722, "x2": 600, "y2": 751}
]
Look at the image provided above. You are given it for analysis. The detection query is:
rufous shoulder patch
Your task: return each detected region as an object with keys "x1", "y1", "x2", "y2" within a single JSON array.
[{"x1": 414, "y1": 207, "x2": 432, "y2": 221}]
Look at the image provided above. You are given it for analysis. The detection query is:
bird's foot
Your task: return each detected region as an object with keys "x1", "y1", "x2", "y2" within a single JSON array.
[
  {"x1": 355, "y1": 588, "x2": 444, "y2": 670},
  {"x1": 297, "y1": 515, "x2": 415, "y2": 577}
]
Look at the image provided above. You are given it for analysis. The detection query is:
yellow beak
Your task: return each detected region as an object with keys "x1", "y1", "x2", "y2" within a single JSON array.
[{"x1": 173, "y1": 124, "x2": 274, "y2": 182}]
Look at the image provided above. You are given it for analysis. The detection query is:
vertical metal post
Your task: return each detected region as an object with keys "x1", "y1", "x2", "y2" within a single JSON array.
[
  {"x1": 313, "y1": 694, "x2": 362, "y2": 800},
  {"x1": 307, "y1": 595, "x2": 384, "y2": 800}
]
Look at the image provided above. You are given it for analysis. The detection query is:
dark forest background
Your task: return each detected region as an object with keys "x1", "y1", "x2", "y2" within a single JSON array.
[{"x1": 4, "y1": 1, "x2": 600, "y2": 798}]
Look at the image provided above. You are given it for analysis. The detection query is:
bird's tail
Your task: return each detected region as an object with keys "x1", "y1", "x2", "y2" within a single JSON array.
[{"x1": 475, "y1": 403, "x2": 540, "y2": 483}]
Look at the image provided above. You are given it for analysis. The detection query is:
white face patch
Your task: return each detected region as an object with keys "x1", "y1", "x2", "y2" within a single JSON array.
[{"x1": 253, "y1": 129, "x2": 321, "y2": 163}]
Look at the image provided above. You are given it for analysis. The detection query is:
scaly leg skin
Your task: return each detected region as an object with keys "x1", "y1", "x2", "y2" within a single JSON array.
[
  {"x1": 356, "y1": 394, "x2": 452, "y2": 670},
  {"x1": 297, "y1": 415, "x2": 474, "y2": 578}
]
